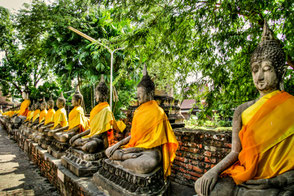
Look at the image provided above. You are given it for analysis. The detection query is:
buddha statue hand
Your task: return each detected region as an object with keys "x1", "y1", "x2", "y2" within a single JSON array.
[
  {"x1": 106, "y1": 136, "x2": 131, "y2": 158},
  {"x1": 195, "y1": 169, "x2": 218, "y2": 196},
  {"x1": 109, "y1": 149, "x2": 143, "y2": 160}
]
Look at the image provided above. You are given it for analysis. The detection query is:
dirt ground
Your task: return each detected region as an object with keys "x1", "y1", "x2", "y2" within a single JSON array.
[{"x1": 0, "y1": 125, "x2": 59, "y2": 196}]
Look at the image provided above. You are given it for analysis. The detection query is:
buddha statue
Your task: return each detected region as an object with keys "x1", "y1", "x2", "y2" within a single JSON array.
[
  {"x1": 32, "y1": 98, "x2": 47, "y2": 142},
  {"x1": 36, "y1": 96, "x2": 55, "y2": 148},
  {"x1": 69, "y1": 75, "x2": 124, "y2": 153},
  {"x1": 62, "y1": 76, "x2": 125, "y2": 177},
  {"x1": 52, "y1": 86, "x2": 88, "y2": 143},
  {"x1": 11, "y1": 89, "x2": 31, "y2": 127},
  {"x1": 29, "y1": 102, "x2": 41, "y2": 127},
  {"x1": 195, "y1": 21, "x2": 294, "y2": 196},
  {"x1": 42, "y1": 93, "x2": 68, "y2": 150},
  {"x1": 94, "y1": 66, "x2": 178, "y2": 195}
]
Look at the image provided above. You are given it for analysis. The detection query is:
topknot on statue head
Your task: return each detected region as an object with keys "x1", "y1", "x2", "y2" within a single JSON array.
[
  {"x1": 250, "y1": 20, "x2": 286, "y2": 87},
  {"x1": 137, "y1": 64, "x2": 155, "y2": 95}
]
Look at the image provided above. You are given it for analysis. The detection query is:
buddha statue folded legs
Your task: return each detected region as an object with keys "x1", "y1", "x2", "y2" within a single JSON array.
[
  {"x1": 62, "y1": 75, "x2": 125, "y2": 177},
  {"x1": 93, "y1": 66, "x2": 178, "y2": 196},
  {"x1": 195, "y1": 21, "x2": 294, "y2": 196}
]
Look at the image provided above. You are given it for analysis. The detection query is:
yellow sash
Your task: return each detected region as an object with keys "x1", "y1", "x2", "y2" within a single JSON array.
[
  {"x1": 44, "y1": 109, "x2": 55, "y2": 125},
  {"x1": 18, "y1": 99, "x2": 30, "y2": 116},
  {"x1": 52, "y1": 108, "x2": 68, "y2": 129},
  {"x1": 223, "y1": 91, "x2": 294, "y2": 184},
  {"x1": 124, "y1": 100, "x2": 178, "y2": 178},
  {"x1": 32, "y1": 109, "x2": 40, "y2": 122},
  {"x1": 66, "y1": 106, "x2": 88, "y2": 132},
  {"x1": 39, "y1": 109, "x2": 47, "y2": 123}
]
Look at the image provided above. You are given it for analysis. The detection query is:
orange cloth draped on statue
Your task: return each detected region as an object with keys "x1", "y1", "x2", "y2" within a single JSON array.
[
  {"x1": 3, "y1": 110, "x2": 15, "y2": 117},
  {"x1": 66, "y1": 106, "x2": 88, "y2": 132},
  {"x1": 51, "y1": 108, "x2": 68, "y2": 129},
  {"x1": 25, "y1": 111, "x2": 33, "y2": 121},
  {"x1": 83, "y1": 102, "x2": 125, "y2": 139},
  {"x1": 39, "y1": 109, "x2": 47, "y2": 123},
  {"x1": 124, "y1": 100, "x2": 178, "y2": 178},
  {"x1": 32, "y1": 109, "x2": 40, "y2": 122},
  {"x1": 44, "y1": 109, "x2": 55, "y2": 125},
  {"x1": 18, "y1": 99, "x2": 30, "y2": 117},
  {"x1": 222, "y1": 91, "x2": 294, "y2": 185}
]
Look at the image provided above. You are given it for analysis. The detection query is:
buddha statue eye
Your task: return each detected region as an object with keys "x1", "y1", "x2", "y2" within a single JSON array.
[{"x1": 263, "y1": 65, "x2": 271, "y2": 71}]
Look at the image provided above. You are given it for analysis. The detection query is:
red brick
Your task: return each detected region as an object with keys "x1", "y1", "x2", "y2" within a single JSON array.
[
  {"x1": 204, "y1": 157, "x2": 210, "y2": 163},
  {"x1": 204, "y1": 151, "x2": 211, "y2": 157},
  {"x1": 192, "y1": 166, "x2": 203, "y2": 173},
  {"x1": 187, "y1": 171, "x2": 202, "y2": 178}
]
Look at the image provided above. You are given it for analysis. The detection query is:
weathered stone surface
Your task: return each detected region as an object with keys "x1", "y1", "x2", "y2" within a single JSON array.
[
  {"x1": 61, "y1": 147, "x2": 105, "y2": 177},
  {"x1": 93, "y1": 159, "x2": 170, "y2": 196}
]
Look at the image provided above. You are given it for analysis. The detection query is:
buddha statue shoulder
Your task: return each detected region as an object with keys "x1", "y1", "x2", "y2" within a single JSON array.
[
  {"x1": 195, "y1": 21, "x2": 294, "y2": 196},
  {"x1": 70, "y1": 75, "x2": 125, "y2": 153},
  {"x1": 105, "y1": 65, "x2": 179, "y2": 177}
]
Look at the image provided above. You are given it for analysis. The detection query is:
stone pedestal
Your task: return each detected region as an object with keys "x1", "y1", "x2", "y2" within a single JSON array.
[
  {"x1": 48, "y1": 140, "x2": 69, "y2": 159},
  {"x1": 93, "y1": 159, "x2": 170, "y2": 196},
  {"x1": 61, "y1": 147, "x2": 105, "y2": 177}
]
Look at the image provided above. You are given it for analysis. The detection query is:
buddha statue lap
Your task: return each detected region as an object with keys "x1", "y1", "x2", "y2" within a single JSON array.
[
  {"x1": 93, "y1": 66, "x2": 178, "y2": 196},
  {"x1": 36, "y1": 96, "x2": 55, "y2": 149},
  {"x1": 27, "y1": 102, "x2": 41, "y2": 139},
  {"x1": 195, "y1": 21, "x2": 294, "y2": 196},
  {"x1": 62, "y1": 75, "x2": 125, "y2": 177},
  {"x1": 46, "y1": 92, "x2": 68, "y2": 157}
]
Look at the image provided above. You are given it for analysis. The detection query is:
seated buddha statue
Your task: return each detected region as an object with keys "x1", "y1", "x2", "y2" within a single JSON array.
[
  {"x1": 12, "y1": 89, "x2": 31, "y2": 123},
  {"x1": 45, "y1": 92, "x2": 68, "y2": 136},
  {"x1": 105, "y1": 65, "x2": 178, "y2": 177},
  {"x1": 32, "y1": 98, "x2": 47, "y2": 142},
  {"x1": 28, "y1": 102, "x2": 41, "y2": 128},
  {"x1": 195, "y1": 21, "x2": 294, "y2": 196},
  {"x1": 52, "y1": 87, "x2": 88, "y2": 143},
  {"x1": 38, "y1": 96, "x2": 55, "y2": 132},
  {"x1": 69, "y1": 75, "x2": 125, "y2": 153}
]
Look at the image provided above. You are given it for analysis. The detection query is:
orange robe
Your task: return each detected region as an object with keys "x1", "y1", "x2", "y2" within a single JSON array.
[
  {"x1": 18, "y1": 99, "x2": 30, "y2": 117},
  {"x1": 65, "y1": 106, "x2": 88, "y2": 132},
  {"x1": 32, "y1": 109, "x2": 40, "y2": 123},
  {"x1": 124, "y1": 100, "x2": 178, "y2": 178},
  {"x1": 82, "y1": 102, "x2": 125, "y2": 139},
  {"x1": 39, "y1": 109, "x2": 47, "y2": 123},
  {"x1": 51, "y1": 108, "x2": 68, "y2": 129},
  {"x1": 44, "y1": 109, "x2": 55, "y2": 125},
  {"x1": 223, "y1": 90, "x2": 294, "y2": 184}
]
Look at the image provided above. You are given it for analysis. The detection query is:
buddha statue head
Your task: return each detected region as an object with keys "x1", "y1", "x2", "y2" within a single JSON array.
[
  {"x1": 72, "y1": 86, "x2": 83, "y2": 107},
  {"x1": 48, "y1": 95, "x2": 54, "y2": 109},
  {"x1": 250, "y1": 20, "x2": 286, "y2": 95},
  {"x1": 96, "y1": 75, "x2": 109, "y2": 103},
  {"x1": 35, "y1": 102, "x2": 41, "y2": 110},
  {"x1": 22, "y1": 88, "x2": 30, "y2": 100},
  {"x1": 30, "y1": 100, "x2": 35, "y2": 111},
  {"x1": 57, "y1": 92, "x2": 66, "y2": 109},
  {"x1": 40, "y1": 97, "x2": 47, "y2": 111},
  {"x1": 137, "y1": 64, "x2": 155, "y2": 104}
]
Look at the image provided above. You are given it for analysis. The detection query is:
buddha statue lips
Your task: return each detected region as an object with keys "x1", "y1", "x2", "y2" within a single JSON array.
[{"x1": 195, "y1": 21, "x2": 294, "y2": 196}]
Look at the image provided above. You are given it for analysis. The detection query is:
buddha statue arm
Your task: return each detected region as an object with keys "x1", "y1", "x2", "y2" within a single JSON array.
[
  {"x1": 51, "y1": 125, "x2": 69, "y2": 133},
  {"x1": 69, "y1": 129, "x2": 90, "y2": 145},
  {"x1": 105, "y1": 135, "x2": 131, "y2": 158},
  {"x1": 195, "y1": 100, "x2": 255, "y2": 196},
  {"x1": 39, "y1": 122, "x2": 54, "y2": 131}
]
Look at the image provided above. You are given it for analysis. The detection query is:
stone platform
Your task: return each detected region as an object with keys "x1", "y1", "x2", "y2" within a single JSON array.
[
  {"x1": 93, "y1": 159, "x2": 170, "y2": 196},
  {"x1": 61, "y1": 147, "x2": 105, "y2": 177}
]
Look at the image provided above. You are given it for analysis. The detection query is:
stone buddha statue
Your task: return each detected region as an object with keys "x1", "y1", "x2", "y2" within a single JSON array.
[
  {"x1": 195, "y1": 21, "x2": 294, "y2": 196},
  {"x1": 52, "y1": 86, "x2": 88, "y2": 143},
  {"x1": 94, "y1": 65, "x2": 178, "y2": 195},
  {"x1": 32, "y1": 98, "x2": 48, "y2": 142},
  {"x1": 28, "y1": 102, "x2": 41, "y2": 127},
  {"x1": 36, "y1": 96, "x2": 56, "y2": 148},
  {"x1": 69, "y1": 75, "x2": 123, "y2": 153}
]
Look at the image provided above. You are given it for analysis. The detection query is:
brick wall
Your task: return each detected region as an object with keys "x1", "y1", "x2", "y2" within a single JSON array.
[{"x1": 171, "y1": 127, "x2": 232, "y2": 187}]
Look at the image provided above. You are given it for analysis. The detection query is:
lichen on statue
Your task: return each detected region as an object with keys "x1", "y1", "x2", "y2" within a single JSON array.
[
  {"x1": 70, "y1": 75, "x2": 125, "y2": 153},
  {"x1": 195, "y1": 21, "x2": 294, "y2": 196},
  {"x1": 105, "y1": 66, "x2": 178, "y2": 177},
  {"x1": 53, "y1": 87, "x2": 89, "y2": 143}
]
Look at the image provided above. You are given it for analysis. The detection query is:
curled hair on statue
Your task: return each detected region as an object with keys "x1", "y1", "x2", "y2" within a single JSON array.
[
  {"x1": 57, "y1": 92, "x2": 66, "y2": 106},
  {"x1": 96, "y1": 75, "x2": 109, "y2": 102},
  {"x1": 250, "y1": 20, "x2": 286, "y2": 89}
]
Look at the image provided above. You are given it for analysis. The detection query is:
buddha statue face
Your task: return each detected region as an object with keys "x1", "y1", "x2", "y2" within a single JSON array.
[
  {"x1": 48, "y1": 99, "x2": 54, "y2": 109},
  {"x1": 40, "y1": 102, "x2": 47, "y2": 111},
  {"x1": 137, "y1": 87, "x2": 153, "y2": 105},
  {"x1": 22, "y1": 91, "x2": 29, "y2": 100},
  {"x1": 72, "y1": 95, "x2": 82, "y2": 107},
  {"x1": 57, "y1": 98, "x2": 65, "y2": 109},
  {"x1": 251, "y1": 59, "x2": 279, "y2": 93}
]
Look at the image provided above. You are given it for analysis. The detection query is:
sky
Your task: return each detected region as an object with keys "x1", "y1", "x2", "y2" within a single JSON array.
[{"x1": 0, "y1": 0, "x2": 32, "y2": 12}]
